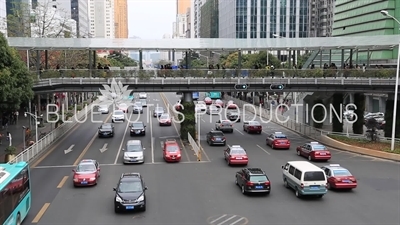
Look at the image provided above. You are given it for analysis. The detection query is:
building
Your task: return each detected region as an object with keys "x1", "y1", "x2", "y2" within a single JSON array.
[
  {"x1": 177, "y1": 0, "x2": 190, "y2": 15},
  {"x1": 89, "y1": 0, "x2": 114, "y2": 38},
  {"x1": 0, "y1": 0, "x2": 7, "y2": 36},
  {"x1": 173, "y1": 14, "x2": 187, "y2": 39},
  {"x1": 5, "y1": 0, "x2": 32, "y2": 37},
  {"x1": 114, "y1": 0, "x2": 128, "y2": 38},
  {"x1": 186, "y1": 7, "x2": 192, "y2": 38},
  {"x1": 160, "y1": 33, "x2": 172, "y2": 61},
  {"x1": 219, "y1": 0, "x2": 309, "y2": 39},
  {"x1": 191, "y1": 0, "x2": 204, "y2": 38},
  {"x1": 332, "y1": 0, "x2": 400, "y2": 64},
  {"x1": 308, "y1": 0, "x2": 335, "y2": 37},
  {"x1": 199, "y1": 0, "x2": 218, "y2": 38}
]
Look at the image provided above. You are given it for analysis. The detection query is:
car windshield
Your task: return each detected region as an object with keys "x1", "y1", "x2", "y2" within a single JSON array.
[
  {"x1": 118, "y1": 181, "x2": 142, "y2": 193},
  {"x1": 249, "y1": 121, "x2": 260, "y2": 125},
  {"x1": 221, "y1": 121, "x2": 231, "y2": 125},
  {"x1": 275, "y1": 134, "x2": 287, "y2": 139},
  {"x1": 140, "y1": 99, "x2": 146, "y2": 104},
  {"x1": 250, "y1": 175, "x2": 268, "y2": 182},
  {"x1": 101, "y1": 124, "x2": 112, "y2": 129},
  {"x1": 304, "y1": 171, "x2": 325, "y2": 181},
  {"x1": 119, "y1": 104, "x2": 127, "y2": 108},
  {"x1": 127, "y1": 144, "x2": 142, "y2": 152},
  {"x1": 160, "y1": 115, "x2": 169, "y2": 119},
  {"x1": 312, "y1": 145, "x2": 327, "y2": 150},
  {"x1": 134, "y1": 102, "x2": 142, "y2": 107},
  {"x1": 333, "y1": 169, "x2": 352, "y2": 176},
  {"x1": 155, "y1": 107, "x2": 164, "y2": 112},
  {"x1": 76, "y1": 164, "x2": 96, "y2": 172},
  {"x1": 197, "y1": 101, "x2": 205, "y2": 105},
  {"x1": 166, "y1": 145, "x2": 179, "y2": 152},
  {"x1": 131, "y1": 123, "x2": 143, "y2": 129},
  {"x1": 114, "y1": 111, "x2": 123, "y2": 115},
  {"x1": 140, "y1": 93, "x2": 146, "y2": 95},
  {"x1": 231, "y1": 149, "x2": 246, "y2": 155},
  {"x1": 99, "y1": 105, "x2": 108, "y2": 109}
]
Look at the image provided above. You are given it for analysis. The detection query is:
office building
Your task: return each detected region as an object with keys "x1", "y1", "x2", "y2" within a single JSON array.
[
  {"x1": 177, "y1": 0, "x2": 190, "y2": 15},
  {"x1": 89, "y1": 0, "x2": 114, "y2": 38},
  {"x1": 160, "y1": 33, "x2": 172, "y2": 61},
  {"x1": 200, "y1": 0, "x2": 218, "y2": 38},
  {"x1": 186, "y1": 7, "x2": 192, "y2": 38},
  {"x1": 173, "y1": 14, "x2": 187, "y2": 38},
  {"x1": 191, "y1": 0, "x2": 204, "y2": 38},
  {"x1": 114, "y1": 0, "x2": 128, "y2": 38},
  {"x1": 308, "y1": 0, "x2": 335, "y2": 37},
  {"x1": 5, "y1": 0, "x2": 32, "y2": 37},
  {"x1": 219, "y1": 0, "x2": 309, "y2": 39},
  {"x1": 0, "y1": 0, "x2": 6, "y2": 36}
]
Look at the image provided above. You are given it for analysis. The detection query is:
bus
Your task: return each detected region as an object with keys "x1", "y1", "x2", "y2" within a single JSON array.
[
  {"x1": 192, "y1": 92, "x2": 199, "y2": 100},
  {"x1": 205, "y1": 92, "x2": 221, "y2": 99},
  {"x1": 0, "y1": 162, "x2": 31, "y2": 225}
]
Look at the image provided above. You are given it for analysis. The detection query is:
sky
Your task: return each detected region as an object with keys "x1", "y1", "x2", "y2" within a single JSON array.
[{"x1": 128, "y1": 0, "x2": 177, "y2": 39}]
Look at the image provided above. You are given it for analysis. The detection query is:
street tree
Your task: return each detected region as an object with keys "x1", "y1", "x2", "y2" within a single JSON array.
[{"x1": 0, "y1": 33, "x2": 34, "y2": 113}]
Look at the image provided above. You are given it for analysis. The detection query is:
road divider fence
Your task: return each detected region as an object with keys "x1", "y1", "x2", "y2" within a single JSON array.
[
  {"x1": 8, "y1": 99, "x2": 100, "y2": 164},
  {"x1": 188, "y1": 132, "x2": 201, "y2": 161}
]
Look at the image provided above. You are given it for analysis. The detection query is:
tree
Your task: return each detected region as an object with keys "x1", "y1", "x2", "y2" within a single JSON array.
[
  {"x1": 220, "y1": 51, "x2": 280, "y2": 69},
  {"x1": 0, "y1": 33, "x2": 34, "y2": 113},
  {"x1": 179, "y1": 52, "x2": 207, "y2": 68},
  {"x1": 104, "y1": 51, "x2": 138, "y2": 68}
]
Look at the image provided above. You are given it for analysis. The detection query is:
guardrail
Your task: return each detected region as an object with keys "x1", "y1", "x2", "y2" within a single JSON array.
[
  {"x1": 188, "y1": 132, "x2": 201, "y2": 161},
  {"x1": 8, "y1": 100, "x2": 100, "y2": 164}
]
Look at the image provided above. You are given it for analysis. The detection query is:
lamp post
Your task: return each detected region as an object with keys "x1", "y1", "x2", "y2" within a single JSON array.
[
  {"x1": 24, "y1": 112, "x2": 42, "y2": 150},
  {"x1": 381, "y1": 10, "x2": 400, "y2": 151}
]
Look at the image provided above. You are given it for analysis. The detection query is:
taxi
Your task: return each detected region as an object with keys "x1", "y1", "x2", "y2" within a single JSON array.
[
  {"x1": 72, "y1": 159, "x2": 100, "y2": 187},
  {"x1": 204, "y1": 97, "x2": 212, "y2": 105},
  {"x1": 321, "y1": 164, "x2": 357, "y2": 190},
  {"x1": 224, "y1": 145, "x2": 248, "y2": 166},
  {"x1": 163, "y1": 139, "x2": 182, "y2": 162},
  {"x1": 296, "y1": 142, "x2": 331, "y2": 161},
  {"x1": 215, "y1": 99, "x2": 224, "y2": 107},
  {"x1": 227, "y1": 101, "x2": 239, "y2": 109},
  {"x1": 266, "y1": 132, "x2": 290, "y2": 149}
]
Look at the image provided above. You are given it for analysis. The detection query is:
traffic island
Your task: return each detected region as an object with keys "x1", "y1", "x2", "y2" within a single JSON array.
[{"x1": 179, "y1": 102, "x2": 196, "y2": 141}]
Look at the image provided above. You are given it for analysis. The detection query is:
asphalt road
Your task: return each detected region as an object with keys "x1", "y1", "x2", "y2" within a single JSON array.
[{"x1": 24, "y1": 92, "x2": 400, "y2": 225}]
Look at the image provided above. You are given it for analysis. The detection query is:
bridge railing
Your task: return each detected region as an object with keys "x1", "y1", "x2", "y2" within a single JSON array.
[{"x1": 30, "y1": 68, "x2": 397, "y2": 79}]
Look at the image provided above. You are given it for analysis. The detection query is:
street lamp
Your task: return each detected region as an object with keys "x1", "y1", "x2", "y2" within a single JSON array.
[
  {"x1": 22, "y1": 126, "x2": 26, "y2": 150},
  {"x1": 24, "y1": 112, "x2": 43, "y2": 150},
  {"x1": 381, "y1": 10, "x2": 400, "y2": 151}
]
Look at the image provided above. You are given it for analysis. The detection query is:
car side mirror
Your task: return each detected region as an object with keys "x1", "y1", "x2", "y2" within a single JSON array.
[
  {"x1": 281, "y1": 165, "x2": 284, "y2": 169},
  {"x1": 98, "y1": 127, "x2": 101, "y2": 129},
  {"x1": 72, "y1": 169, "x2": 75, "y2": 172},
  {"x1": 113, "y1": 187, "x2": 116, "y2": 191},
  {"x1": 144, "y1": 186, "x2": 148, "y2": 190}
]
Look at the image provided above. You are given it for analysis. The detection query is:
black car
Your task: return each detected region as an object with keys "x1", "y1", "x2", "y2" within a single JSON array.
[
  {"x1": 235, "y1": 168, "x2": 271, "y2": 195},
  {"x1": 206, "y1": 131, "x2": 226, "y2": 146},
  {"x1": 130, "y1": 122, "x2": 146, "y2": 136},
  {"x1": 98, "y1": 123, "x2": 114, "y2": 138},
  {"x1": 113, "y1": 173, "x2": 147, "y2": 213}
]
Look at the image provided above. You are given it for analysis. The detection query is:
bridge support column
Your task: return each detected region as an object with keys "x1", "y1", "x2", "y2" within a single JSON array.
[
  {"x1": 37, "y1": 94, "x2": 41, "y2": 118},
  {"x1": 365, "y1": 95, "x2": 374, "y2": 112},
  {"x1": 172, "y1": 49, "x2": 175, "y2": 64},
  {"x1": 93, "y1": 51, "x2": 97, "y2": 69},
  {"x1": 44, "y1": 50, "x2": 48, "y2": 70},
  {"x1": 139, "y1": 50, "x2": 143, "y2": 69},
  {"x1": 288, "y1": 50, "x2": 292, "y2": 68},
  {"x1": 349, "y1": 93, "x2": 354, "y2": 103},
  {"x1": 329, "y1": 50, "x2": 332, "y2": 65},
  {"x1": 379, "y1": 97, "x2": 386, "y2": 113},
  {"x1": 88, "y1": 50, "x2": 93, "y2": 77},
  {"x1": 36, "y1": 50, "x2": 40, "y2": 77},
  {"x1": 384, "y1": 93, "x2": 400, "y2": 138},
  {"x1": 349, "y1": 49, "x2": 353, "y2": 66},
  {"x1": 182, "y1": 92, "x2": 193, "y2": 103},
  {"x1": 341, "y1": 49, "x2": 345, "y2": 68}
]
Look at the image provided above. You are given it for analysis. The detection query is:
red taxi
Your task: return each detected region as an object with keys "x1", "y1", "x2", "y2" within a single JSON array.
[
  {"x1": 159, "y1": 114, "x2": 172, "y2": 126},
  {"x1": 215, "y1": 99, "x2": 224, "y2": 107},
  {"x1": 243, "y1": 121, "x2": 262, "y2": 134},
  {"x1": 266, "y1": 132, "x2": 290, "y2": 149},
  {"x1": 226, "y1": 100, "x2": 238, "y2": 109},
  {"x1": 296, "y1": 142, "x2": 331, "y2": 161},
  {"x1": 72, "y1": 159, "x2": 100, "y2": 187},
  {"x1": 175, "y1": 100, "x2": 182, "y2": 111},
  {"x1": 224, "y1": 145, "x2": 248, "y2": 166},
  {"x1": 163, "y1": 139, "x2": 182, "y2": 162},
  {"x1": 118, "y1": 103, "x2": 129, "y2": 113},
  {"x1": 321, "y1": 164, "x2": 357, "y2": 190},
  {"x1": 204, "y1": 97, "x2": 212, "y2": 105}
]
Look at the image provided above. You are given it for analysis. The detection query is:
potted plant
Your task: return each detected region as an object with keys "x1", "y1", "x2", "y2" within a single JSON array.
[{"x1": 4, "y1": 146, "x2": 17, "y2": 162}]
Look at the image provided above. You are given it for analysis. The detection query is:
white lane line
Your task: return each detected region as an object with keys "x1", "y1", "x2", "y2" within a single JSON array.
[
  {"x1": 150, "y1": 112, "x2": 155, "y2": 163},
  {"x1": 229, "y1": 217, "x2": 246, "y2": 225},
  {"x1": 256, "y1": 144, "x2": 271, "y2": 155},
  {"x1": 113, "y1": 113, "x2": 133, "y2": 164},
  {"x1": 217, "y1": 215, "x2": 237, "y2": 225},
  {"x1": 234, "y1": 128, "x2": 244, "y2": 135},
  {"x1": 201, "y1": 119, "x2": 206, "y2": 122},
  {"x1": 33, "y1": 161, "x2": 213, "y2": 169},
  {"x1": 210, "y1": 215, "x2": 227, "y2": 224}
]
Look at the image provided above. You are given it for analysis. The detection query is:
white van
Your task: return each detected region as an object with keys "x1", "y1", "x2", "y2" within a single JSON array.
[{"x1": 282, "y1": 161, "x2": 327, "y2": 198}]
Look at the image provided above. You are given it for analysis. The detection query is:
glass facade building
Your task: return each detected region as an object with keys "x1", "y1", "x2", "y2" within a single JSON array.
[{"x1": 200, "y1": 0, "x2": 218, "y2": 38}]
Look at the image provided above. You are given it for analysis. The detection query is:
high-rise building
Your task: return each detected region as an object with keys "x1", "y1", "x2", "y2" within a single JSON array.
[
  {"x1": 177, "y1": 0, "x2": 190, "y2": 15},
  {"x1": 191, "y1": 0, "x2": 204, "y2": 38},
  {"x1": 70, "y1": 0, "x2": 89, "y2": 37},
  {"x1": 0, "y1": 0, "x2": 7, "y2": 36},
  {"x1": 200, "y1": 0, "x2": 218, "y2": 38},
  {"x1": 160, "y1": 33, "x2": 172, "y2": 61},
  {"x1": 173, "y1": 14, "x2": 187, "y2": 38},
  {"x1": 5, "y1": 0, "x2": 32, "y2": 37},
  {"x1": 186, "y1": 7, "x2": 192, "y2": 38},
  {"x1": 218, "y1": 0, "x2": 309, "y2": 39},
  {"x1": 89, "y1": 0, "x2": 114, "y2": 38},
  {"x1": 114, "y1": 0, "x2": 128, "y2": 38},
  {"x1": 308, "y1": 0, "x2": 335, "y2": 37}
]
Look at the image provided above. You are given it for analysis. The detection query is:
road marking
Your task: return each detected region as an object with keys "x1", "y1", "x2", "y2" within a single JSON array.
[
  {"x1": 99, "y1": 143, "x2": 108, "y2": 153},
  {"x1": 207, "y1": 214, "x2": 248, "y2": 225},
  {"x1": 34, "y1": 161, "x2": 213, "y2": 169},
  {"x1": 234, "y1": 128, "x2": 244, "y2": 135},
  {"x1": 113, "y1": 112, "x2": 134, "y2": 164},
  {"x1": 201, "y1": 119, "x2": 206, "y2": 122},
  {"x1": 150, "y1": 111, "x2": 155, "y2": 163},
  {"x1": 57, "y1": 176, "x2": 69, "y2": 188},
  {"x1": 73, "y1": 113, "x2": 113, "y2": 166},
  {"x1": 256, "y1": 144, "x2": 271, "y2": 155},
  {"x1": 31, "y1": 203, "x2": 50, "y2": 223},
  {"x1": 64, "y1": 145, "x2": 75, "y2": 154}
]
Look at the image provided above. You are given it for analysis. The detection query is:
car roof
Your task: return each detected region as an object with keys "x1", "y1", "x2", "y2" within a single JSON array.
[
  {"x1": 165, "y1": 139, "x2": 179, "y2": 145},
  {"x1": 127, "y1": 140, "x2": 142, "y2": 145},
  {"x1": 210, "y1": 130, "x2": 224, "y2": 134},
  {"x1": 79, "y1": 159, "x2": 96, "y2": 164},
  {"x1": 102, "y1": 123, "x2": 112, "y2": 126},
  {"x1": 323, "y1": 164, "x2": 347, "y2": 170},
  {"x1": 114, "y1": 110, "x2": 123, "y2": 112},
  {"x1": 131, "y1": 121, "x2": 144, "y2": 125},
  {"x1": 286, "y1": 161, "x2": 324, "y2": 171}
]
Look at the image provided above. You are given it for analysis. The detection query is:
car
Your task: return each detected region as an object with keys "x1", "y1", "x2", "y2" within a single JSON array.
[
  {"x1": 175, "y1": 100, "x2": 182, "y2": 111},
  {"x1": 235, "y1": 168, "x2": 271, "y2": 195},
  {"x1": 123, "y1": 140, "x2": 145, "y2": 164},
  {"x1": 215, "y1": 120, "x2": 233, "y2": 133},
  {"x1": 227, "y1": 101, "x2": 238, "y2": 110},
  {"x1": 98, "y1": 123, "x2": 114, "y2": 138},
  {"x1": 243, "y1": 121, "x2": 262, "y2": 134},
  {"x1": 195, "y1": 101, "x2": 207, "y2": 112},
  {"x1": 163, "y1": 139, "x2": 182, "y2": 162},
  {"x1": 113, "y1": 173, "x2": 147, "y2": 213},
  {"x1": 140, "y1": 99, "x2": 147, "y2": 107},
  {"x1": 321, "y1": 164, "x2": 357, "y2": 190},
  {"x1": 98, "y1": 105, "x2": 109, "y2": 114},
  {"x1": 215, "y1": 99, "x2": 224, "y2": 107},
  {"x1": 206, "y1": 105, "x2": 220, "y2": 115},
  {"x1": 226, "y1": 110, "x2": 240, "y2": 122},
  {"x1": 159, "y1": 114, "x2": 172, "y2": 126},
  {"x1": 204, "y1": 97, "x2": 212, "y2": 105},
  {"x1": 128, "y1": 93, "x2": 134, "y2": 100},
  {"x1": 296, "y1": 142, "x2": 331, "y2": 161},
  {"x1": 206, "y1": 131, "x2": 226, "y2": 146},
  {"x1": 224, "y1": 145, "x2": 248, "y2": 165},
  {"x1": 133, "y1": 102, "x2": 143, "y2": 114},
  {"x1": 266, "y1": 132, "x2": 290, "y2": 149},
  {"x1": 72, "y1": 159, "x2": 100, "y2": 187},
  {"x1": 153, "y1": 107, "x2": 165, "y2": 117},
  {"x1": 129, "y1": 122, "x2": 146, "y2": 136},
  {"x1": 138, "y1": 92, "x2": 147, "y2": 99},
  {"x1": 118, "y1": 103, "x2": 129, "y2": 113},
  {"x1": 112, "y1": 110, "x2": 125, "y2": 123}
]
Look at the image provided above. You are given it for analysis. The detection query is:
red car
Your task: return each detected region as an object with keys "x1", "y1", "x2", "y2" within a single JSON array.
[
  {"x1": 204, "y1": 97, "x2": 212, "y2": 105},
  {"x1": 227, "y1": 104, "x2": 238, "y2": 110},
  {"x1": 321, "y1": 164, "x2": 357, "y2": 190},
  {"x1": 72, "y1": 159, "x2": 100, "y2": 187},
  {"x1": 266, "y1": 132, "x2": 290, "y2": 149},
  {"x1": 224, "y1": 145, "x2": 248, "y2": 166},
  {"x1": 243, "y1": 121, "x2": 262, "y2": 134},
  {"x1": 118, "y1": 103, "x2": 129, "y2": 113},
  {"x1": 163, "y1": 139, "x2": 182, "y2": 162},
  {"x1": 215, "y1": 99, "x2": 224, "y2": 107},
  {"x1": 296, "y1": 142, "x2": 331, "y2": 161},
  {"x1": 175, "y1": 100, "x2": 182, "y2": 111},
  {"x1": 159, "y1": 114, "x2": 172, "y2": 126}
]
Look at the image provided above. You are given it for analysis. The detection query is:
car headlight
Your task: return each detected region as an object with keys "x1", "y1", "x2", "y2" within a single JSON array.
[
  {"x1": 73, "y1": 178, "x2": 78, "y2": 182},
  {"x1": 115, "y1": 196, "x2": 123, "y2": 202},
  {"x1": 89, "y1": 177, "x2": 96, "y2": 181},
  {"x1": 137, "y1": 155, "x2": 143, "y2": 159},
  {"x1": 177, "y1": 154, "x2": 181, "y2": 157},
  {"x1": 136, "y1": 195, "x2": 144, "y2": 202},
  {"x1": 124, "y1": 155, "x2": 129, "y2": 159}
]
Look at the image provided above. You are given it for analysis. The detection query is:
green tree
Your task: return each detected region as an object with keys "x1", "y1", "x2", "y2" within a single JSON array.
[
  {"x1": 0, "y1": 33, "x2": 34, "y2": 113},
  {"x1": 332, "y1": 93, "x2": 344, "y2": 132},
  {"x1": 179, "y1": 52, "x2": 207, "y2": 68},
  {"x1": 107, "y1": 51, "x2": 138, "y2": 67},
  {"x1": 352, "y1": 93, "x2": 365, "y2": 134},
  {"x1": 179, "y1": 102, "x2": 196, "y2": 140},
  {"x1": 220, "y1": 51, "x2": 280, "y2": 69},
  {"x1": 296, "y1": 52, "x2": 312, "y2": 69}
]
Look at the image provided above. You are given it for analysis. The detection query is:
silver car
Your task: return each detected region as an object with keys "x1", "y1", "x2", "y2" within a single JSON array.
[
  {"x1": 206, "y1": 105, "x2": 220, "y2": 115},
  {"x1": 153, "y1": 107, "x2": 165, "y2": 117},
  {"x1": 98, "y1": 105, "x2": 109, "y2": 114},
  {"x1": 123, "y1": 140, "x2": 145, "y2": 164},
  {"x1": 133, "y1": 102, "x2": 143, "y2": 114}
]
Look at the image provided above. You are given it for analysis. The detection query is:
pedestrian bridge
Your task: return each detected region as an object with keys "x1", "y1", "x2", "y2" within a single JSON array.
[{"x1": 31, "y1": 69, "x2": 396, "y2": 94}]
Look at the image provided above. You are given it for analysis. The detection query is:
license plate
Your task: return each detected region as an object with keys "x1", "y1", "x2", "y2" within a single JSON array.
[
  {"x1": 81, "y1": 181, "x2": 87, "y2": 184},
  {"x1": 310, "y1": 187, "x2": 319, "y2": 190},
  {"x1": 130, "y1": 160, "x2": 137, "y2": 162},
  {"x1": 135, "y1": 130, "x2": 140, "y2": 134},
  {"x1": 343, "y1": 180, "x2": 350, "y2": 183},
  {"x1": 236, "y1": 157, "x2": 242, "y2": 160},
  {"x1": 171, "y1": 157, "x2": 175, "y2": 159},
  {"x1": 216, "y1": 138, "x2": 221, "y2": 141},
  {"x1": 320, "y1": 153, "x2": 326, "y2": 155},
  {"x1": 126, "y1": 206, "x2": 134, "y2": 210},
  {"x1": 255, "y1": 186, "x2": 263, "y2": 189}
]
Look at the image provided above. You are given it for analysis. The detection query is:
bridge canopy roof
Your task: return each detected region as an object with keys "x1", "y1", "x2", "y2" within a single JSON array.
[{"x1": 7, "y1": 35, "x2": 400, "y2": 51}]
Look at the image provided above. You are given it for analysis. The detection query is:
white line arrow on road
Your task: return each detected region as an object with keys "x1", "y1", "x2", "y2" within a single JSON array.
[
  {"x1": 64, "y1": 145, "x2": 75, "y2": 154},
  {"x1": 100, "y1": 143, "x2": 108, "y2": 153}
]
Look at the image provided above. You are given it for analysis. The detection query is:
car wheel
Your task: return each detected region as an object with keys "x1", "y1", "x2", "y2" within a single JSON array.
[
  {"x1": 231, "y1": 129, "x2": 234, "y2": 133},
  {"x1": 327, "y1": 182, "x2": 332, "y2": 190},
  {"x1": 227, "y1": 159, "x2": 230, "y2": 166},
  {"x1": 283, "y1": 179, "x2": 289, "y2": 188},
  {"x1": 141, "y1": 204, "x2": 146, "y2": 211},
  {"x1": 271, "y1": 144, "x2": 275, "y2": 149},
  {"x1": 241, "y1": 185, "x2": 246, "y2": 195},
  {"x1": 296, "y1": 150, "x2": 301, "y2": 156},
  {"x1": 112, "y1": 120, "x2": 114, "y2": 123},
  {"x1": 235, "y1": 177, "x2": 238, "y2": 185},
  {"x1": 316, "y1": 195, "x2": 323, "y2": 198},
  {"x1": 308, "y1": 155, "x2": 312, "y2": 161},
  {"x1": 243, "y1": 127, "x2": 245, "y2": 131},
  {"x1": 143, "y1": 132, "x2": 146, "y2": 135},
  {"x1": 114, "y1": 207, "x2": 119, "y2": 213},
  {"x1": 237, "y1": 119, "x2": 241, "y2": 122},
  {"x1": 295, "y1": 188, "x2": 300, "y2": 198},
  {"x1": 223, "y1": 143, "x2": 226, "y2": 146}
]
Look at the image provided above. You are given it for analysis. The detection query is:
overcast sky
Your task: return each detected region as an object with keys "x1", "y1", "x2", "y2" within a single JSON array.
[{"x1": 128, "y1": 0, "x2": 176, "y2": 39}]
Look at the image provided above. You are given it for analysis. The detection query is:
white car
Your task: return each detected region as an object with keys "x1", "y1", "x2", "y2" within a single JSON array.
[
  {"x1": 118, "y1": 103, "x2": 129, "y2": 113},
  {"x1": 98, "y1": 105, "x2": 109, "y2": 114},
  {"x1": 139, "y1": 92, "x2": 147, "y2": 99},
  {"x1": 206, "y1": 105, "x2": 220, "y2": 115},
  {"x1": 123, "y1": 140, "x2": 145, "y2": 164},
  {"x1": 195, "y1": 101, "x2": 207, "y2": 112},
  {"x1": 111, "y1": 110, "x2": 125, "y2": 123}
]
